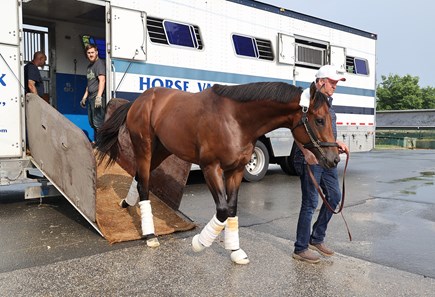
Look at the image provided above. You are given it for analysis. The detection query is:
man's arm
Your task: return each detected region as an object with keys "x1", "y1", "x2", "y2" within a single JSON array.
[
  {"x1": 27, "y1": 79, "x2": 37, "y2": 94},
  {"x1": 336, "y1": 140, "x2": 349, "y2": 154},
  {"x1": 94, "y1": 75, "x2": 105, "y2": 108},
  {"x1": 97, "y1": 74, "x2": 106, "y2": 97},
  {"x1": 80, "y1": 87, "x2": 89, "y2": 108}
]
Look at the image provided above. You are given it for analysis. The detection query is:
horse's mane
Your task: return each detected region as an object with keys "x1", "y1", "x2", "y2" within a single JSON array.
[
  {"x1": 211, "y1": 82, "x2": 303, "y2": 104},
  {"x1": 309, "y1": 81, "x2": 329, "y2": 110}
]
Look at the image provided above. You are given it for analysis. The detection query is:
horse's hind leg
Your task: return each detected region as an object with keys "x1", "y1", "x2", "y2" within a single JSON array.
[
  {"x1": 136, "y1": 141, "x2": 174, "y2": 248},
  {"x1": 120, "y1": 143, "x2": 171, "y2": 208},
  {"x1": 130, "y1": 136, "x2": 160, "y2": 248},
  {"x1": 224, "y1": 170, "x2": 249, "y2": 264},
  {"x1": 191, "y1": 164, "x2": 227, "y2": 253},
  {"x1": 120, "y1": 178, "x2": 140, "y2": 208},
  {"x1": 118, "y1": 172, "x2": 159, "y2": 248}
]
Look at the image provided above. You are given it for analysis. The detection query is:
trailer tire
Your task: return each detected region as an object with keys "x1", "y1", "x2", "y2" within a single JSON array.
[
  {"x1": 243, "y1": 141, "x2": 269, "y2": 182},
  {"x1": 279, "y1": 143, "x2": 297, "y2": 176}
]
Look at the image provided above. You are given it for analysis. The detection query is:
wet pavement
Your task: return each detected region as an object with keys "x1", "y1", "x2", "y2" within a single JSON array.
[{"x1": 1, "y1": 149, "x2": 435, "y2": 296}]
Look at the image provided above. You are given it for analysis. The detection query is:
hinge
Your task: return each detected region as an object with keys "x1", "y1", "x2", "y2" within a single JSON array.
[{"x1": 107, "y1": 10, "x2": 111, "y2": 23}]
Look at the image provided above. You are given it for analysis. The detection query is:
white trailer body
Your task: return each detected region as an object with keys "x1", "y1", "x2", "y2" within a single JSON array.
[
  {"x1": 108, "y1": 0, "x2": 377, "y2": 179},
  {"x1": 0, "y1": 0, "x2": 30, "y2": 186},
  {"x1": 1, "y1": 0, "x2": 377, "y2": 186}
]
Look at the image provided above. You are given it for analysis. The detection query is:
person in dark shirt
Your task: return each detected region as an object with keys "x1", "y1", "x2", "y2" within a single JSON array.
[
  {"x1": 80, "y1": 44, "x2": 106, "y2": 142},
  {"x1": 24, "y1": 51, "x2": 47, "y2": 97}
]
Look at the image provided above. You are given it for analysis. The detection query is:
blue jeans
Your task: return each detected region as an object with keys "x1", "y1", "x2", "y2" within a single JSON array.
[
  {"x1": 294, "y1": 163, "x2": 341, "y2": 253},
  {"x1": 86, "y1": 96, "x2": 106, "y2": 140}
]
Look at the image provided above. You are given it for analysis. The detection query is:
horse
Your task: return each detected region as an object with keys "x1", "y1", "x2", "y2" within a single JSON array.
[{"x1": 95, "y1": 81, "x2": 340, "y2": 264}]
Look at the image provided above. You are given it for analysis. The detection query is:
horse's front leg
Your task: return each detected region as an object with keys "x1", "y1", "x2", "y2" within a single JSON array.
[
  {"x1": 224, "y1": 169, "x2": 249, "y2": 264},
  {"x1": 192, "y1": 164, "x2": 228, "y2": 252}
]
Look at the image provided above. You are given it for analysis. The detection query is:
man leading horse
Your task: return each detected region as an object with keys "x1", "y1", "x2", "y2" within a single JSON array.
[{"x1": 292, "y1": 65, "x2": 349, "y2": 264}]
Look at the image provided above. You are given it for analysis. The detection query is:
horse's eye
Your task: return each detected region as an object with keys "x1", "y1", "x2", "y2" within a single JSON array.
[{"x1": 315, "y1": 118, "x2": 325, "y2": 126}]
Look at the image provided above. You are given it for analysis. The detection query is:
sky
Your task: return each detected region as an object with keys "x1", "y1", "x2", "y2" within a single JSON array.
[{"x1": 262, "y1": 0, "x2": 434, "y2": 88}]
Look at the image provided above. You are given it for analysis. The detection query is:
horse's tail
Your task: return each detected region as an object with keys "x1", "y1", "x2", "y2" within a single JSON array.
[{"x1": 95, "y1": 102, "x2": 133, "y2": 167}]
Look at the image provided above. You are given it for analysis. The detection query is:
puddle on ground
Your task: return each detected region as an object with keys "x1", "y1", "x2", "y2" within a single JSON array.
[
  {"x1": 336, "y1": 198, "x2": 435, "y2": 278},
  {"x1": 387, "y1": 171, "x2": 435, "y2": 183},
  {"x1": 380, "y1": 171, "x2": 435, "y2": 203}
]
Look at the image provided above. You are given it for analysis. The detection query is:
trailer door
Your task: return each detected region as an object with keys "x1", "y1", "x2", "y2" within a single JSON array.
[
  {"x1": 0, "y1": 0, "x2": 22, "y2": 158},
  {"x1": 277, "y1": 33, "x2": 295, "y2": 66},
  {"x1": 330, "y1": 45, "x2": 346, "y2": 72},
  {"x1": 110, "y1": 6, "x2": 147, "y2": 61}
]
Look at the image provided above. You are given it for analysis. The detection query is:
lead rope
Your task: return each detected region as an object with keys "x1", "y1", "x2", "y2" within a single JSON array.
[
  {"x1": 306, "y1": 151, "x2": 352, "y2": 241},
  {"x1": 302, "y1": 117, "x2": 327, "y2": 161}
]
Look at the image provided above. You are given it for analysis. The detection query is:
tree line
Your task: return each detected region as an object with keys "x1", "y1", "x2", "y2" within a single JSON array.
[{"x1": 376, "y1": 74, "x2": 435, "y2": 110}]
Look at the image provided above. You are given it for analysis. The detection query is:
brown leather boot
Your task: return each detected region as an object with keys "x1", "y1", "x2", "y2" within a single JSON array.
[
  {"x1": 309, "y1": 243, "x2": 334, "y2": 257},
  {"x1": 292, "y1": 249, "x2": 320, "y2": 264}
]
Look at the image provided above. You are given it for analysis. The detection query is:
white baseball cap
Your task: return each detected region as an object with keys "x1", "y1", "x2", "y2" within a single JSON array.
[{"x1": 315, "y1": 65, "x2": 346, "y2": 81}]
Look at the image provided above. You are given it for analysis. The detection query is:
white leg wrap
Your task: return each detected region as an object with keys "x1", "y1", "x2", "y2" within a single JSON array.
[
  {"x1": 231, "y1": 249, "x2": 250, "y2": 265},
  {"x1": 139, "y1": 200, "x2": 155, "y2": 236},
  {"x1": 224, "y1": 216, "x2": 240, "y2": 250},
  {"x1": 198, "y1": 214, "x2": 225, "y2": 247},
  {"x1": 192, "y1": 234, "x2": 205, "y2": 252},
  {"x1": 124, "y1": 179, "x2": 139, "y2": 206}
]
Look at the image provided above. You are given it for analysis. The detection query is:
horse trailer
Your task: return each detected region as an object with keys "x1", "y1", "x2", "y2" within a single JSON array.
[{"x1": 1, "y1": 0, "x2": 377, "y2": 196}]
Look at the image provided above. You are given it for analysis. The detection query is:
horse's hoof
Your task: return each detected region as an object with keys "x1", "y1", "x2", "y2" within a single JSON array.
[
  {"x1": 231, "y1": 249, "x2": 250, "y2": 265},
  {"x1": 146, "y1": 237, "x2": 160, "y2": 248},
  {"x1": 119, "y1": 199, "x2": 129, "y2": 208},
  {"x1": 192, "y1": 234, "x2": 205, "y2": 252}
]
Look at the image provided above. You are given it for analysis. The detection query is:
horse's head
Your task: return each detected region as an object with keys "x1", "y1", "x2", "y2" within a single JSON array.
[{"x1": 291, "y1": 83, "x2": 340, "y2": 169}]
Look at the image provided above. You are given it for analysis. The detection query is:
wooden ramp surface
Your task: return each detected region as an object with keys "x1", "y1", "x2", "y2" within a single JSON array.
[{"x1": 96, "y1": 159, "x2": 196, "y2": 244}]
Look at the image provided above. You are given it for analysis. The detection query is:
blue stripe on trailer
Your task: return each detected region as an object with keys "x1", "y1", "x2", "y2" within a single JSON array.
[{"x1": 112, "y1": 60, "x2": 376, "y2": 98}]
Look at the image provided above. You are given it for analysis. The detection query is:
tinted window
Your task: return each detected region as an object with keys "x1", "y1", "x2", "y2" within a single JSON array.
[
  {"x1": 232, "y1": 34, "x2": 273, "y2": 61},
  {"x1": 346, "y1": 56, "x2": 369, "y2": 75},
  {"x1": 164, "y1": 21, "x2": 198, "y2": 48},
  {"x1": 355, "y1": 58, "x2": 369, "y2": 75},
  {"x1": 147, "y1": 17, "x2": 203, "y2": 50},
  {"x1": 232, "y1": 35, "x2": 258, "y2": 57}
]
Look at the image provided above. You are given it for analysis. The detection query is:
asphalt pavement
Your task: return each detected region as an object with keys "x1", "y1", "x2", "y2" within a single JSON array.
[{"x1": 1, "y1": 149, "x2": 435, "y2": 296}]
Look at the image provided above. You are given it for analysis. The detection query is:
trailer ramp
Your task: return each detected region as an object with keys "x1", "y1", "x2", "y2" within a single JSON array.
[{"x1": 26, "y1": 94, "x2": 194, "y2": 241}]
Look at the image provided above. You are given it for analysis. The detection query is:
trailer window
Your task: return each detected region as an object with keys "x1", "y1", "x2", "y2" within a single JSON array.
[
  {"x1": 147, "y1": 16, "x2": 203, "y2": 50},
  {"x1": 23, "y1": 24, "x2": 49, "y2": 69},
  {"x1": 346, "y1": 56, "x2": 369, "y2": 75},
  {"x1": 294, "y1": 38, "x2": 327, "y2": 68},
  {"x1": 232, "y1": 34, "x2": 274, "y2": 61}
]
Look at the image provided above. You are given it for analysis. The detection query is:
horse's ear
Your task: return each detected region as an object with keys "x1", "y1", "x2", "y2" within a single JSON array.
[{"x1": 309, "y1": 82, "x2": 316, "y2": 100}]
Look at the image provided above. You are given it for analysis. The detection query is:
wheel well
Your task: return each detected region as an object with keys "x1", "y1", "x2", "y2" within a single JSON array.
[{"x1": 257, "y1": 136, "x2": 278, "y2": 163}]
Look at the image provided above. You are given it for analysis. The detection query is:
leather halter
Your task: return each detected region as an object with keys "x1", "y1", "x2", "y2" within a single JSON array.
[{"x1": 291, "y1": 107, "x2": 338, "y2": 162}]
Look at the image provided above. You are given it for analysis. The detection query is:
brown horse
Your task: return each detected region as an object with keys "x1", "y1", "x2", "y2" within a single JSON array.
[{"x1": 96, "y1": 82, "x2": 339, "y2": 264}]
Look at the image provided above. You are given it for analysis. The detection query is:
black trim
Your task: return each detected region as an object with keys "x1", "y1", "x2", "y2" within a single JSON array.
[
  {"x1": 333, "y1": 105, "x2": 374, "y2": 115},
  {"x1": 114, "y1": 92, "x2": 139, "y2": 101}
]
